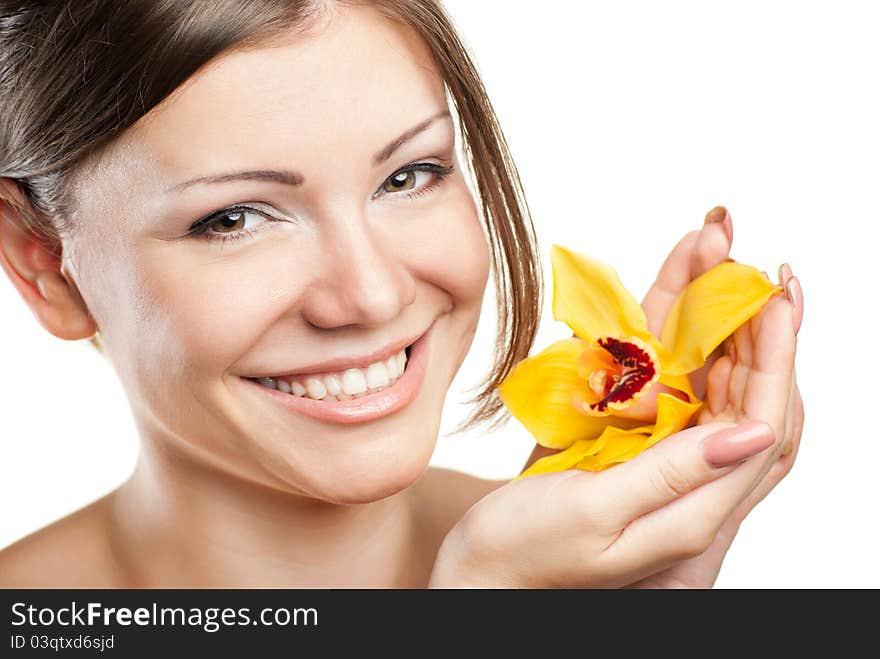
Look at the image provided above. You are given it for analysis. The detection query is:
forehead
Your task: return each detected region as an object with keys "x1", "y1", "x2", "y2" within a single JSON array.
[{"x1": 82, "y1": 3, "x2": 447, "y2": 205}]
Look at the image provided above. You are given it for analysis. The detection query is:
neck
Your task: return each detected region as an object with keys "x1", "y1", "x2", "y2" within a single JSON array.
[{"x1": 111, "y1": 432, "x2": 428, "y2": 588}]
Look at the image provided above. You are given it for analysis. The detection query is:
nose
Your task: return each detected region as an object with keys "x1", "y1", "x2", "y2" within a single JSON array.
[{"x1": 299, "y1": 214, "x2": 417, "y2": 329}]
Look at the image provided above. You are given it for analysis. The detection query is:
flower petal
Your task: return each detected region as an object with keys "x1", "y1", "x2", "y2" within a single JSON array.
[
  {"x1": 578, "y1": 393, "x2": 703, "y2": 471},
  {"x1": 660, "y1": 261, "x2": 781, "y2": 376},
  {"x1": 576, "y1": 430, "x2": 652, "y2": 472},
  {"x1": 551, "y1": 245, "x2": 652, "y2": 343},
  {"x1": 497, "y1": 338, "x2": 634, "y2": 449},
  {"x1": 657, "y1": 368, "x2": 698, "y2": 403},
  {"x1": 517, "y1": 438, "x2": 603, "y2": 478}
]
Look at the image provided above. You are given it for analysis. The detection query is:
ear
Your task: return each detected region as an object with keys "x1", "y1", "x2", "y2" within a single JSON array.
[{"x1": 0, "y1": 177, "x2": 97, "y2": 341}]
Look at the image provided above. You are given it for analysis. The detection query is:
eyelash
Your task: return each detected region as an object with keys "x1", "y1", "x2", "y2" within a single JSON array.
[{"x1": 188, "y1": 161, "x2": 455, "y2": 246}]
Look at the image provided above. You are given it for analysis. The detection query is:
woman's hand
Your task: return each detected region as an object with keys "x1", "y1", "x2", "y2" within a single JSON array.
[
  {"x1": 625, "y1": 206, "x2": 804, "y2": 588},
  {"x1": 428, "y1": 207, "x2": 803, "y2": 588},
  {"x1": 429, "y1": 418, "x2": 784, "y2": 588}
]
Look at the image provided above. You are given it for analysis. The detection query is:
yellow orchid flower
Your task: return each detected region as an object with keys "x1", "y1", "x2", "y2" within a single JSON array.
[{"x1": 498, "y1": 245, "x2": 781, "y2": 477}]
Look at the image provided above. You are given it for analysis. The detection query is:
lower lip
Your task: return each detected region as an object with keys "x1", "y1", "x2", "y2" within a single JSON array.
[{"x1": 240, "y1": 321, "x2": 434, "y2": 425}]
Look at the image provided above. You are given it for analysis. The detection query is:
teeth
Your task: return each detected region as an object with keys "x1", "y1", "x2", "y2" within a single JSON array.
[
  {"x1": 342, "y1": 368, "x2": 368, "y2": 395},
  {"x1": 305, "y1": 377, "x2": 327, "y2": 400},
  {"x1": 253, "y1": 345, "x2": 411, "y2": 401},
  {"x1": 365, "y1": 362, "x2": 390, "y2": 389},
  {"x1": 324, "y1": 374, "x2": 342, "y2": 396}
]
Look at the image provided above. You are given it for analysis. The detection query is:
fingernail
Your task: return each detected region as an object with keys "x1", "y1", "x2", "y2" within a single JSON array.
[
  {"x1": 703, "y1": 420, "x2": 775, "y2": 468},
  {"x1": 704, "y1": 206, "x2": 733, "y2": 244},
  {"x1": 778, "y1": 262, "x2": 793, "y2": 286},
  {"x1": 786, "y1": 276, "x2": 803, "y2": 334}
]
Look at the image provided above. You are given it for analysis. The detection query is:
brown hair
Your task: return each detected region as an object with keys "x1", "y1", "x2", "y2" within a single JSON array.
[{"x1": 0, "y1": 0, "x2": 542, "y2": 434}]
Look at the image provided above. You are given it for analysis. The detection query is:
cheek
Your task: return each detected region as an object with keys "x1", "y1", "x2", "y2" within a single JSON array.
[
  {"x1": 402, "y1": 186, "x2": 490, "y2": 307},
  {"x1": 130, "y1": 247, "x2": 302, "y2": 379}
]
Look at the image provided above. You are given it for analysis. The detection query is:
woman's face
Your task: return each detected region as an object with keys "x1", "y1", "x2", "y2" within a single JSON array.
[{"x1": 65, "y1": 4, "x2": 490, "y2": 502}]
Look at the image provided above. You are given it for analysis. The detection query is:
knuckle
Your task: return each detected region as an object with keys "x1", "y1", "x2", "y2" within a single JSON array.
[
  {"x1": 652, "y1": 455, "x2": 697, "y2": 500},
  {"x1": 567, "y1": 475, "x2": 616, "y2": 533}
]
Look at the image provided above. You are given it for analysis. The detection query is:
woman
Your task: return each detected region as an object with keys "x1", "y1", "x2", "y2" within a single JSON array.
[{"x1": 0, "y1": 0, "x2": 803, "y2": 587}]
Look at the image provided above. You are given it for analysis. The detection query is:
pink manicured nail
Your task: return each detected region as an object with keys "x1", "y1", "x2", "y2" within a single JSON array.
[
  {"x1": 786, "y1": 276, "x2": 803, "y2": 334},
  {"x1": 778, "y1": 262, "x2": 793, "y2": 286},
  {"x1": 704, "y1": 205, "x2": 733, "y2": 244},
  {"x1": 703, "y1": 420, "x2": 775, "y2": 467}
]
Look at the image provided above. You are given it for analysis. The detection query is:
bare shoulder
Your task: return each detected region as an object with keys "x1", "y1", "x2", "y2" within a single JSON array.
[
  {"x1": 411, "y1": 466, "x2": 507, "y2": 547},
  {"x1": 0, "y1": 494, "x2": 125, "y2": 588}
]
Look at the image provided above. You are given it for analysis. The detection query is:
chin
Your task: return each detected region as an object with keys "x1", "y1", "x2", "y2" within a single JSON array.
[
  {"x1": 247, "y1": 414, "x2": 441, "y2": 505},
  {"x1": 303, "y1": 441, "x2": 435, "y2": 504},
  {"x1": 325, "y1": 456, "x2": 430, "y2": 504}
]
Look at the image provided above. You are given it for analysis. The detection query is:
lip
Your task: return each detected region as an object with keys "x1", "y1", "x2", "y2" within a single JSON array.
[
  {"x1": 247, "y1": 329, "x2": 424, "y2": 380},
  {"x1": 240, "y1": 319, "x2": 435, "y2": 425}
]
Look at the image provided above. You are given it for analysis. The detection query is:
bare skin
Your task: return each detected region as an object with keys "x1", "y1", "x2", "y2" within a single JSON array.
[
  {"x1": 0, "y1": 2, "x2": 803, "y2": 588},
  {"x1": 0, "y1": 467, "x2": 503, "y2": 588}
]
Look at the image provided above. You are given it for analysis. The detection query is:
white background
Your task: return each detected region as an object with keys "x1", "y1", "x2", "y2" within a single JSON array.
[{"x1": 1, "y1": 0, "x2": 877, "y2": 587}]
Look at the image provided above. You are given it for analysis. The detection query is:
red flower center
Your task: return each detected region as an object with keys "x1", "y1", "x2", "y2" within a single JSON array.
[{"x1": 576, "y1": 336, "x2": 660, "y2": 416}]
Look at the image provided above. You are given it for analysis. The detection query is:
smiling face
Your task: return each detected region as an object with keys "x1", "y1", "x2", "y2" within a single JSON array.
[{"x1": 63, "y1": 3, "x2": 490, "y2": 502}]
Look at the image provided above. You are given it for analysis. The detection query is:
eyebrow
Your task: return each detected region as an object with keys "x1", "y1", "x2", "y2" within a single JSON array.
[{"x1": 165, "y1": 109, "x2": 452, "y2": 193}]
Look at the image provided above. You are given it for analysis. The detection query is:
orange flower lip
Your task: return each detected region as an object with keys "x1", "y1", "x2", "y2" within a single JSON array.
[
  {"x1": 586, "y1": 337, "x2": 658, "y2": 413},
  {"x1": 576, "y1": 336, "x2": 660, "y2": 416}
]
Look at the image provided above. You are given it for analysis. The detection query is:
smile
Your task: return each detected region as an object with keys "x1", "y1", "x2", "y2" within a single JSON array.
[
  {"x1": 248, "y1": 347, "x2": 409, "y2": 402},
  {"x1": 240, "y1": 320, "x2": 435, "y2": 425}
]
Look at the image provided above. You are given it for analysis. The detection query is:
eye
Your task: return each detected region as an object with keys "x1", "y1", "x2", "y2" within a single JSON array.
[
  {"x1": 382, "y1": 170, "x2": 420, "y2": 193},
  {"x1": 188, "y1": 206, "x2": 275, "y2": 244},
  {"x1": 206, "y1": 208, "x2": 264, "y2": 234},
  {"x1": 376, "y1": 162, "x2": 454, "y2": 200}
]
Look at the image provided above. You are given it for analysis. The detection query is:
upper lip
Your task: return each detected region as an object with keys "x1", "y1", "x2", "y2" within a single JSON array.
[{"x1": 247, "y1": 325, "x2": 428, "y2": 380}]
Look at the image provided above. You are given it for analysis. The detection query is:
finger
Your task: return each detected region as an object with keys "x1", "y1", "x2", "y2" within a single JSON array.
[
  {"x1": 705, "y1": 354, "x2": 733, "y2": 416},
  {"x1": 728, "y1": 320, "x2": 754, "y2": 411},
  {"x1": 787, "y1": 276, "x2": 804, "y2": 335},
  {"x1": 729, "y1": 295, "x2": 779, "y2": 412},
  {"x1": 591, "y1": 420, "x2": 775, "y2": 526},
  {"x1": 730, "y1": 384, "x2": 803, "y2": 523},
  {"x1": 781, "y1": 368, "x2": 798, "y2": 456},
  {"x1": 712, "y1": 295, "x2": 795, "y2": 500},
  {"x1": 641, "y1": 207, "x2": 734, "y2": 337},
  {"x1": 778, "y1": 262, "x2": 793, "y2": 287},
  {"x1": 689, "y1": 334, "x2": 735, "y2": 401},
  {"x1": 705, "y1": 205, "x2": 734, "y2": 245},
  {"x1": 778, "y1": 263, "x2": 803, "y2": 336},
  {"x1": 641, "y1": 230, "x2": 701, "y2": 336},
  {"x1": 602, "y1": 421, "x2": 779, "y2": 583},
  {"x1": 742, "y1": 294, "x2": 796, "y2": 446},
  {"x1": 691, "y1": 212, "x2": 732, "y2": 278}
]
